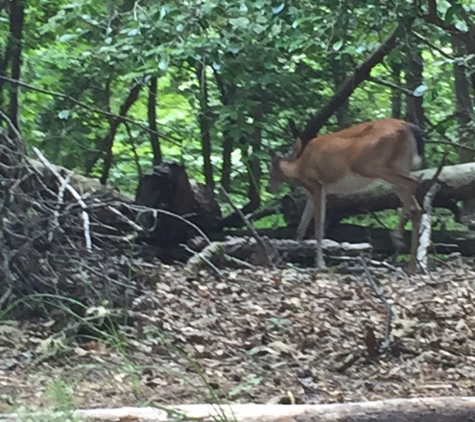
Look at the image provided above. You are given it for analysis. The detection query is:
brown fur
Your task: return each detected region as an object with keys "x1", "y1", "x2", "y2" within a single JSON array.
[{"x1": 267, "y1": 118, "x2": 423, "y2": 273}]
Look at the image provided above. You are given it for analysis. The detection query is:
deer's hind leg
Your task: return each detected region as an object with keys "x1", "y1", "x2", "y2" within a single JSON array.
[{"x1": 378, "y1": 171, "x2": 422, "y2": 273}]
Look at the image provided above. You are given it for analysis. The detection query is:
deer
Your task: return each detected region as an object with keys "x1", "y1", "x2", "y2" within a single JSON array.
[{"x1": 266, "y1": 118, "x2": 425, "y2": 273}]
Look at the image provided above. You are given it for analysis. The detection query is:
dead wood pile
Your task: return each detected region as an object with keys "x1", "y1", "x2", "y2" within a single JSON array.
[{"x1": 0, "y1": 129, "x2": 156, "y2": 318}]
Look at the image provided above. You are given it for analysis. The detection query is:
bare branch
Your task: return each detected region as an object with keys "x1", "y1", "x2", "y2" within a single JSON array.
[{"x1": 0, "y1": 75, "x2": 181, "y2": 146}]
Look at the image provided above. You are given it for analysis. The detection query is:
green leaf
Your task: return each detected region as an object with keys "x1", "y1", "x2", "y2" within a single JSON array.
[
  {"x1": 58, "y1": 33, "x2": 76, "y2": 42},
  {"x1": 105, "y1": 37, "x2": 113, "y2": 44},
  {"x1": 229, "y1": 17, "x2": 250, "y2": 28},
  {"x1": 58, "y1": 110, "x2": 70, "y2": 119},
  {"x1": 252, "y1": 24, "x2": 267, "y2": 34},
  {"x1": 271, "y1": 23, "x2": 281, "y2": 35},
  {"x1": 271, "y1": 4, "x2": 285, "y2": 14},
  {"x1": 413, "y1": 84, "x2": 428, "y2": 97},
  {"x1": 239, "y1": 3, "x2": 248, "y2": 12},
  {"x1": 158, "y1": 53, "x2": 170, "y2": 70},
  {"x1": 128, "y1": 28, "x2": 139, "y2": 36},
  {"x1": 256, "y1": 14, "x2": 268, "y2": 23},
  {"x1": 444, "y1": 4, "x2": 462, "y2": 25},
  {"x1": 332, "y1": 40, "x2": 343, "y2": 51}
]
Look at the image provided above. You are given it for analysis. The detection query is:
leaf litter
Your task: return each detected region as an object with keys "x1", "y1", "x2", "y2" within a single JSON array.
[{"x1": 1, "y1": 255, "x2": 475, "y2": 411}]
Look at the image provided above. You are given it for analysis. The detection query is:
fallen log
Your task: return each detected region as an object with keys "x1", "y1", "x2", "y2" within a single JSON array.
[
  {"x1": 3, "y1": 396, "x2": 475, "y2": 421},
  {"x1": 328, "y1": 224, "x2": 475, "y2": 257},
  {"x1": 282, "y1": 162, "x2": 475, "y2": 234},
  {"x1": 224, "y1": 225, "x2": 475, "y2": 258},
  {"x1": 185, "y1": 236, "x2": 373, "y2": 268}
]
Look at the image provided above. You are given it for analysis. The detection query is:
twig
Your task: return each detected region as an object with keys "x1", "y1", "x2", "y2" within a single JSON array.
[
  {"x1": 32, "y1": 147, "x2": 93, "y2": 251},
  {"x1": 359, "y1": 256, "x2": 392, "y2": 350},
  {"x1": 124, "y1": 122, "x2": 143, "y2": 179},
  {"x1": 182, "y1": 244, "x2": 223, "y2": 277},
  {"x1": 0, "y1": 110, "x2": 26, "y2": 155},
  {"x1": 102, "y1": 202, "x2": 144, "y2": 232},
  {"x1": 0, "y1": 75, "x2": 181, "y2": 146},
  {"x1": 48, "y1": 172, "x2": 72, "y2": 243},
  {"x1": 332, "y1": 255, "x2": 407, "y2": 279},
  {"x1": 132, "y1": 205, "x2": 211, "y2": 245},
  {"x1": 219, "y1": 185, "x2": 278, "y2": 267},
  {"x1": 426, "y1": 138, "x2": 475, "y2": 152},
  {"x1": 412, "y1": 31, "x2": 454, "y2": 60},
  {"x1": 367, "y1": 76, "x2": 415, "y2": 96}
]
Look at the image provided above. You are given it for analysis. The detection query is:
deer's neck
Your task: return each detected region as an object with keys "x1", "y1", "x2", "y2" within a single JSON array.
[{"x1": 279, "y1": 158, "x2": 300, "y2": 183}]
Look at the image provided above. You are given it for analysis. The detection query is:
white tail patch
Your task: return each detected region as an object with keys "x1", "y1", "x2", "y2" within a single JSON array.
[{"x1": 412, "y1": 154, "x2": 423, "y2": 170}]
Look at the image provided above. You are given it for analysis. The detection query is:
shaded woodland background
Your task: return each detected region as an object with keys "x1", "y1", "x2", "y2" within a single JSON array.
[
  {"x1": 1, "y1": 0, "x2": 475, "y2": 247},
  {"x1": 4, "y1": 2, "x2": 475, "y2": 418}
]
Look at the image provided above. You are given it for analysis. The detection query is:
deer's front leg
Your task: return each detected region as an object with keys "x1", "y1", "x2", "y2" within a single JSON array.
[
  {"x1": 296, "y1": 197, "x2": 314, "y2": 240},
  {"x1": 312, "y1": 184, "x2": 327, "y2": 269}
]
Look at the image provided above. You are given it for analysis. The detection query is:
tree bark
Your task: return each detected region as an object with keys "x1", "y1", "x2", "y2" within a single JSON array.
[
  {"x1": 452, "y1": 35, "x2": 475, "y2": 222},
  {"x1": 404, "y1": 37, "x2": 426, "y2": 129},
  {"x1": 452, "y1": 36, "x2": 475, "y2": 163},
  {"x1": 424, "y1": 0, "x2": 475, "y2": 53},
  {"x1": 247, "y1": 100, "x2": 263, "y2": 211},
  {"x1": 99, "y1": 81, "x2": 141, "y2": 184},
  {"x1": 82, "y1": 81, "x2": 141, "y2": 181},
  {"x1": 0, "y1": 0, "x2": 12, "y2": 112},
  {"x1": 1, "y1": 0, "x2": 25, "y2": 135},
  {"x1": 195, "y1": 62, "x2": 214, "y2": 190},
  {"x1": 147, "y1": 76, "x2": 162, "y2": 166},
  {"x1": 213, "y1": 71, "x2": 237, "y2": 192},
  {"x1": 390, "y1": 59, "x2": 403, "y2": 118},
  {"x1": 330, "y1": 54, "x2": 350, "y2": 128}
]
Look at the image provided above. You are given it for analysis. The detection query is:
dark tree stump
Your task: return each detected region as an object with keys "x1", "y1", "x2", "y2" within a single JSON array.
[{"x1": 134, "y1": 162, "x2": 221, "y2": 254}]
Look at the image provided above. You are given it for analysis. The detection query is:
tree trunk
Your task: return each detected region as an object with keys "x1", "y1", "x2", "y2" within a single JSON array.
[
  {"x1": 0, "y1": 1, "x2": 12, "y2": 113},
  {"x1": 247, "y1": 101, "x2": 263, "y2": 211},
  {"x1": 330, "y1": 55, "x2": 350, "y2": 128},
  {"x1": 329, "y1": 6, "x2": 351, "y2": 129},
  {"x1": 147, "y1": 76, "x2": 162, "y2": 166},
  {"x1": 452, "y1": 36, "x2": 475, "y2": 162},
  {"x1": 452, "y1": 35, "x2": 475, "y2": 222},
  {"x1": 2, "y1": 0, "x2": 25, "y2": 135},
  {"x1": 221, "y1": 128, "x2": 234, "y2": 191},
  {"x1": 390, "y1": 59, "x2": 403, "y2": 118},
  {"x1": 97, "y1": 81, "x2": 142, "y2": 184},
  {"x1": 213, "y1": 71, "x2": 236, "y2": 192},
  {"x1": 195, "y1": 62, "x2": 214, "y2": 190},
  {"x1": 404, "y1": 38, "x2": 425, "y2": 129}
]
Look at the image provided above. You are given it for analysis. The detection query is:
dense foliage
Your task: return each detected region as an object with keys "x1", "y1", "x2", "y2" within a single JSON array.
[{"x1": 1, "y1": 0, "x2": 474, "y2": 219}]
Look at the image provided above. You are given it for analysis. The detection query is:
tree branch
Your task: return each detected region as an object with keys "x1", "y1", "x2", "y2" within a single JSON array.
[
  {"x1": 367, "y1": 76, "x2": 415, "y2": 96},
  {"x1": 99, "y1": 81, "x2": 142, "y2": 184},
  {"x1": 424, "y1": 0, "x2": 475, "y2": 53},
  {"x1": 0, "y1": 75, "x2": 181, "y2": 146},
  {"x1": 299, "y1": 20, "x2": 413, "y2": 144}
]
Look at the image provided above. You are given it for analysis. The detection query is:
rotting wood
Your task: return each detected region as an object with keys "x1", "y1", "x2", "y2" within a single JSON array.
[
  {"x1": 186, "y1": 236, "x2": 373, "y2": 267},
  {"x1": 2, "y1": 396, "x2": 475, "y2": 421},
  {"x1": 226, "y1": 224, "x2": 475, "y2": 259}
]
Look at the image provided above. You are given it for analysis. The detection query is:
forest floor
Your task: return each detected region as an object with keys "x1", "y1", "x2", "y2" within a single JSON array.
[{"x1": 1, "y1": 255, "x2": 475, "y2": 414}]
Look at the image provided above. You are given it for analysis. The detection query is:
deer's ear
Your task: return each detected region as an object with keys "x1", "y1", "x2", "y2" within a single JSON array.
[{"x1": 268, "y1": 149, "x2": 277, "y2": 158}]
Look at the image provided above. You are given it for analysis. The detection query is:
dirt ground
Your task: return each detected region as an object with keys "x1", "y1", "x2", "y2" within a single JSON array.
[{"x1": 1, "y1": 255, "x2": 475, "y2": 412}]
